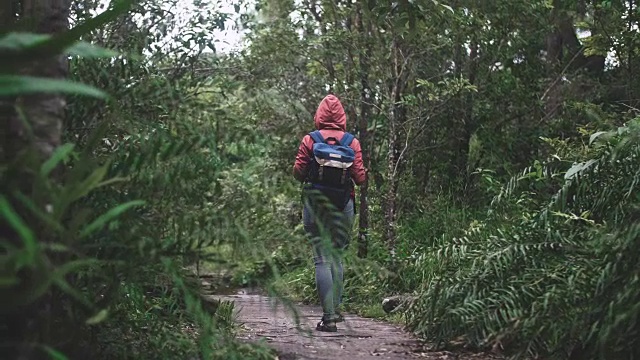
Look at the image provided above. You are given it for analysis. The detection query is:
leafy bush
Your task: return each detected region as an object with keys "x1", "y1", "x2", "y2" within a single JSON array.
[{"x1": 406, "y1": 118, "x2": 640, "y2": 359}]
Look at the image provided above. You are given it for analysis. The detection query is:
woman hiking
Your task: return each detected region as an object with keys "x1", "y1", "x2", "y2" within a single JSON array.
[{"x1": 293, "y1": 94, "x2": 367, "y2": 332}]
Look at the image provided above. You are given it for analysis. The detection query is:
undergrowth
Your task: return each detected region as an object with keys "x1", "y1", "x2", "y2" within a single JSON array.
[{"x1": 405, "y1": 119, "x2": 640, "y2": 359}]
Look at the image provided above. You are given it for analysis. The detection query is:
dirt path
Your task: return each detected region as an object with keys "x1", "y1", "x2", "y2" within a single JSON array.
[{"x1": 205, "y1": 290, "x2": 496, "y2": 360}]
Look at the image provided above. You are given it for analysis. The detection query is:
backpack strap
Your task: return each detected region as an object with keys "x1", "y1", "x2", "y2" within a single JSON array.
[
  {"x1": 340, "y1": 132, "x2": 355, "y2": 147},
  {"x1": 309, "y1": 130, "x2": 325, "y2": 144}
]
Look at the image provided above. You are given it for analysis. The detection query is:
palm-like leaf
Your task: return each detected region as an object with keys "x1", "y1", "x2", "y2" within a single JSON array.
[{"x1": 407, "y1": 118, "x2": 640, "y2": 359}]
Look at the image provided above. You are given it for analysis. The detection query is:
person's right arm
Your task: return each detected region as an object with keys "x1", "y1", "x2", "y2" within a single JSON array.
[{"x1": 293, "y1": 135, "x2": 313, "y2": 182}]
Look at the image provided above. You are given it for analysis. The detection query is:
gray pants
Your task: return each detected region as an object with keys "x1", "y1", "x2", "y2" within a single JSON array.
[{"x1": 303, "y1": 199, "x2": 354, "y2": 320}]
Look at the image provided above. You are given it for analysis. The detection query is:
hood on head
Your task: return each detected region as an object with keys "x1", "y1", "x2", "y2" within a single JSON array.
[{"x1": 314, "y1": 94, "x2": 346, "y2": 131}]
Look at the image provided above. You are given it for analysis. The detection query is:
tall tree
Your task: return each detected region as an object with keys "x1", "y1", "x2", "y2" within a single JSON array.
[
  {"x1": 0, "y1": 1, "x2": 18, "y2": 162},
  {"x1": 4, "y1": 0, "x2": 70, "y2": 160},
  {"x1": 1, "y1": 1, "x2": 71, "y2": 358},
  {"x1": 355, "y1": 3, "x2": 372, "y2": 258}
]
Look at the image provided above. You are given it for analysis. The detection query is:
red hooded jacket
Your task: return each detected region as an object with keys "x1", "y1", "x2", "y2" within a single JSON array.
[{"x1": 293, "y1": 95, "x2": 367, "y2": 187}]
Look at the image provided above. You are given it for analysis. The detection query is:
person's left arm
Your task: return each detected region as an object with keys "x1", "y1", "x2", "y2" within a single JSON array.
[{"x1": 350, "y1": 138, "x2": 367, "y2": 185}]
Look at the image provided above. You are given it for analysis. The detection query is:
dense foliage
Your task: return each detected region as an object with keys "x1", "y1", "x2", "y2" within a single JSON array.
[{"x1": 2, "y1": 0, "x2": 640, "y2": 359}]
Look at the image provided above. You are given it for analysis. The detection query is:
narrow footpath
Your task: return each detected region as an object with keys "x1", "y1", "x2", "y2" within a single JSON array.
[{"x1": 205, "y1": 288, "x2": 499, "y2": 360}]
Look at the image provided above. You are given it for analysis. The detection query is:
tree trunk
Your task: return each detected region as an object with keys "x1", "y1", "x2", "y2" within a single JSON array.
[
  {"x1": 306, "y1": 0, "x2": 336, "y2": 89},
  {"x1": 385, "y1": 35, "x2": 404, "y2": 257},
  {"x1": 627, "y1": 0, "x2": 636, "y2": 76},
  {"x1": 0, "y1": 4, "x2": 22, "y2": 356},
  {"x1": 449, "y1": 2, "x2": 469, "y2": 188},
  {"x1": 355, "y1": 4, "x2": 372, "y2": 258},
  {"x1": 16, "y1": 0, "x2": 71, "y2": 160},
  {"x1": 2, "y1": 1, "x2": 70, "y2": 359},
  {"x1": 0, "y1": 1, "x2": 18, "y2": 162},
  {"x1": 460, "y1": 38, "x2": 478, "y2": 200},
  {"x1": 544, "y1": 0, "x2": 607, "y2": 123},
  {"x1": 0, "y1": 0, "x2": 18, "y2": 32},
  {"x1": 543, "y1": 0, "x2": 564, "y2": 122}
]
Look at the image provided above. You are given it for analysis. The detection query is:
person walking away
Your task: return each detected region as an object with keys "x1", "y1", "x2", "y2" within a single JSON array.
[{"x1": 292, "y1": 94, "x2": 367, "y2": 332}]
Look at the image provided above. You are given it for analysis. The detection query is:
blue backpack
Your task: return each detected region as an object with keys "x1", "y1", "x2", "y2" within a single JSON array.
[{"x1": 304, "y1": 130, "x2": 355, "y2": 210}]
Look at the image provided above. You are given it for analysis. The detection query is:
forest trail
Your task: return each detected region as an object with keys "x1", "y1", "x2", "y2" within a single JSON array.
[
  {"x1": 208, "y1": 292, "x2": 418, "y2": 359},
  {"x1": 201, "y1": 279, "x2": 499, "y2": 360}
]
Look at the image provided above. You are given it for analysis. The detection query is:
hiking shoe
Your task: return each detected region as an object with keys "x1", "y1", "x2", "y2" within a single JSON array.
[{"x1": 316, "y1": 318, "x2": 337, "y2": 332}]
